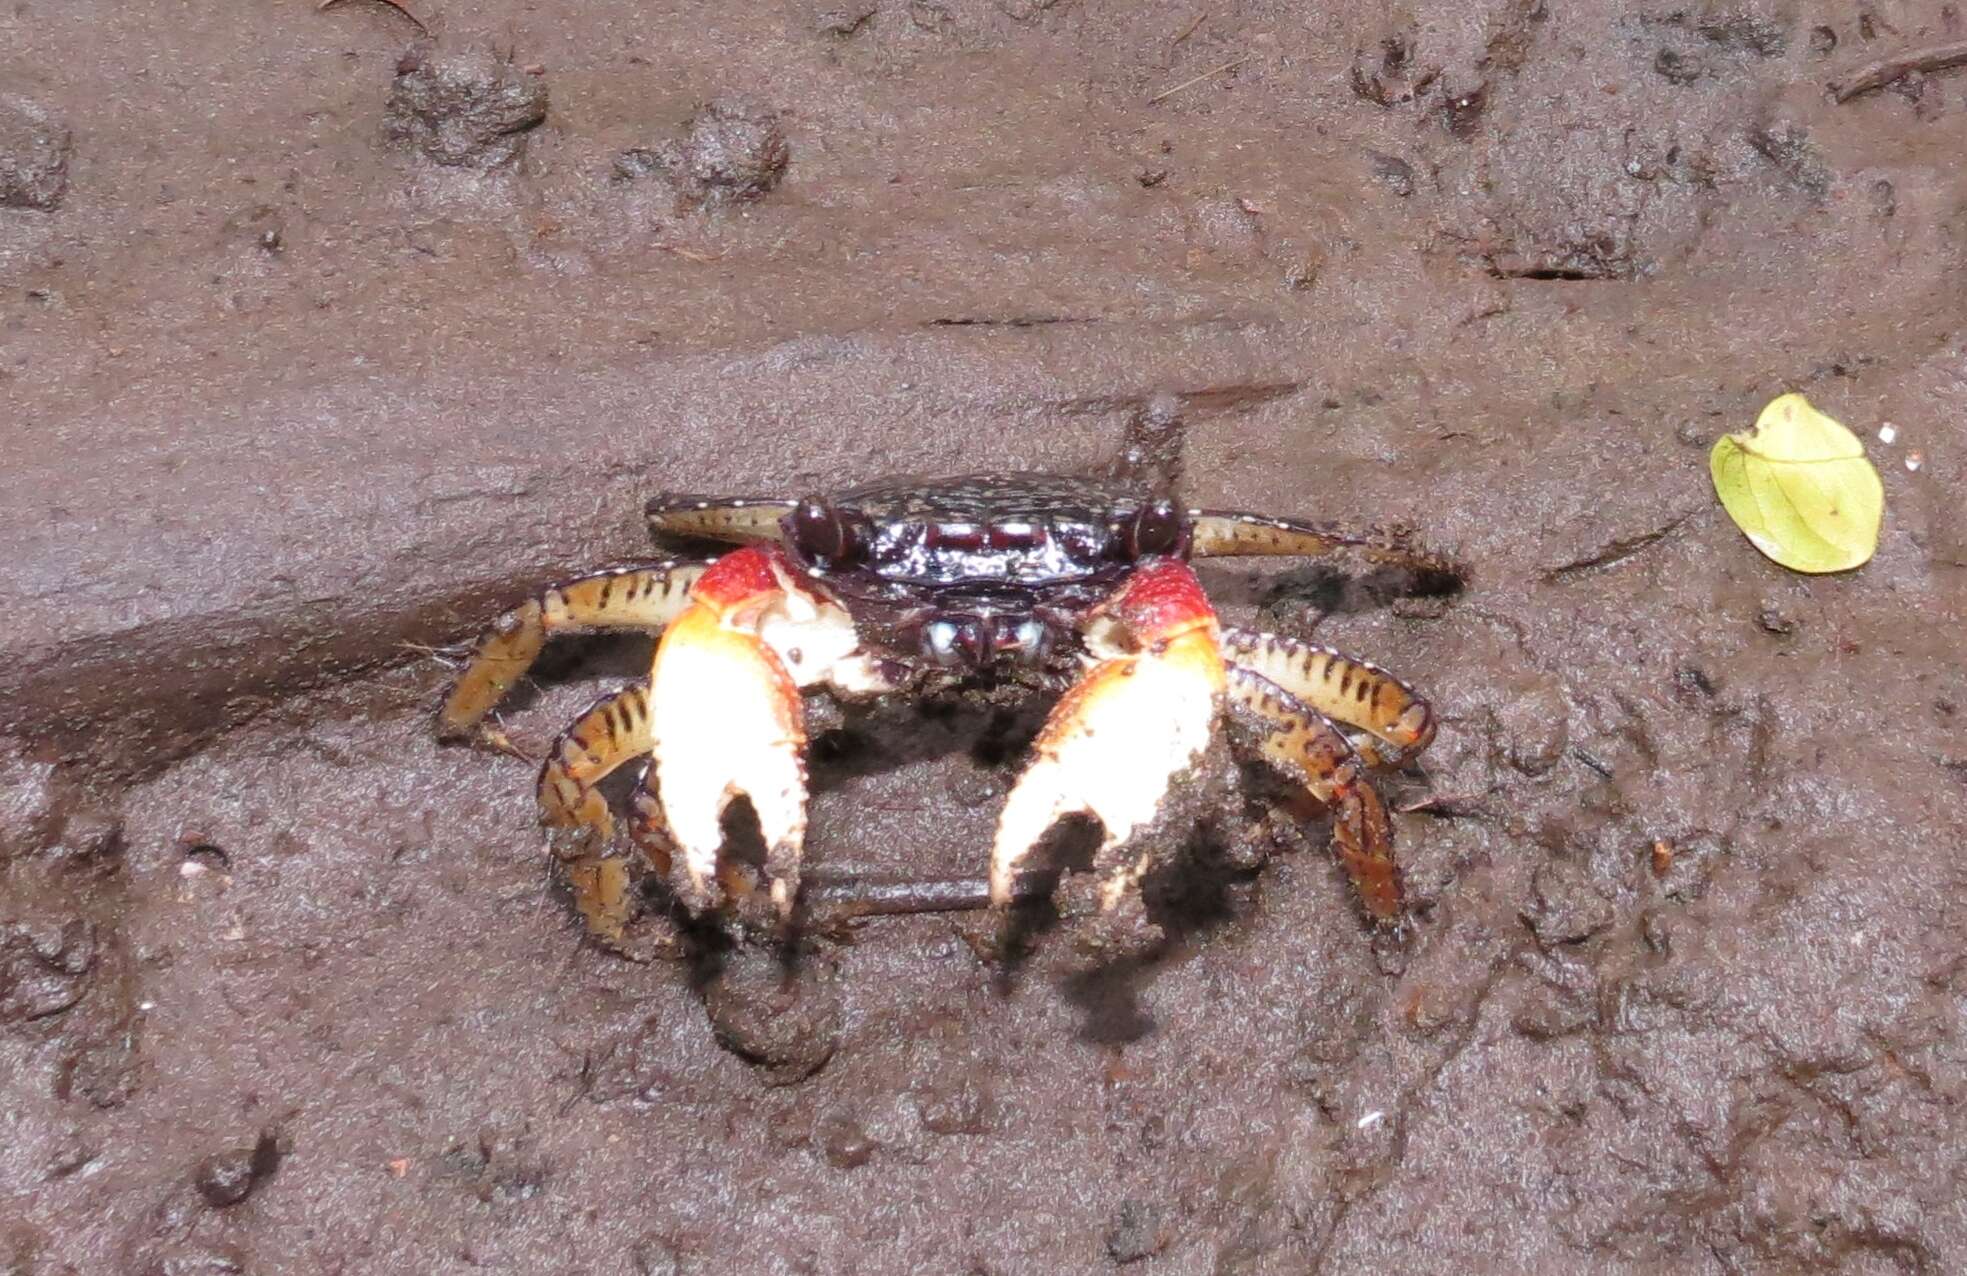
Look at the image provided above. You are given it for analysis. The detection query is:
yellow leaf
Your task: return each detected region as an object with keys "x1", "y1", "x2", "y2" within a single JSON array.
[{"x1": 1709, "y1": 393, "x2": 1883, "y2": 573}]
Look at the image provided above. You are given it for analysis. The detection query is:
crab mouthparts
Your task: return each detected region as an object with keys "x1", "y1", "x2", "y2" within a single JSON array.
[{"x1": 918, "y1": 611, "x2": 1051, "y2": 669}]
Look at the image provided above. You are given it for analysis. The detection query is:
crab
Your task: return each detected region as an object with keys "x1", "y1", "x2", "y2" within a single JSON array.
[{"x1": 437, "y1": 470, "x2": 1459, "y2": 945}]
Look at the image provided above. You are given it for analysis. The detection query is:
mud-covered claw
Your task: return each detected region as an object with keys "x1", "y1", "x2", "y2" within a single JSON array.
[
  {"x1": 990, "y1": 559, "x2": 1227, "y2": 910},
  {"x1": 647, "y1": 548, "x2": 813, "y2": 918}
]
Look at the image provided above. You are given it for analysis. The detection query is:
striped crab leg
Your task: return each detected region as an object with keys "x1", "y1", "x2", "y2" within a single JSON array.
[
  {"x1": 1225, "y1": 668, "x2": 1403, "y2": 924},
  {"x1": 990, "y1": 558, "x2": 1228, "y2": 914},
  {"x1": 1188, "y1": 510, "x2": 1466, "y2": 592},
  {"x1": 511, "y1": 683, "x2": 659, "y2": 948},
  {"x1": 1220, "y1": 628, "x2": 1436, "y2": 770},
  {"x1": 536, "y1": 684, "x2": 653, "y2": 846},
  {"x1": 438, "y1": 562, "x2": 706, "y2": 748}
]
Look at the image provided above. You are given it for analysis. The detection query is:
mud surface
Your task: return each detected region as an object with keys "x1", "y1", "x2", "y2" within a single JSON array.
[{"x1": 4, "y1": 1, "x2": 1967, "y2": 1272}]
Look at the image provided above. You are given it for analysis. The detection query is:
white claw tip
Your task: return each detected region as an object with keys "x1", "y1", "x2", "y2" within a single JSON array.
[{"x1": 989, "y1": 872, "x2": 1015, "y2": 909}]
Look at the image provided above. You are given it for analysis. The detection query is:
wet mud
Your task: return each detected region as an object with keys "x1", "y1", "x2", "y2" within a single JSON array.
[{"x1": 3, "y1": 0, "x2": 1966, "y2": 1272}]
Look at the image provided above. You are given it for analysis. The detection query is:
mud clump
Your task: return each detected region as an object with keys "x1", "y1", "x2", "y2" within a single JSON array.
[
  {"x1": 1523, "y1": 860, "x2": 1615, "y2": 948},
  {"x1": 1105, "y1": 1198, "x2": 1167, "y2": 1263},
  {"x1": 0, "y1": 96, "x2": 71, "y2": 211},
  {"x1": 631, "y1": 1238, "x2": 685, "y2": 1275},
  {"x1": 699, "y1": 948, "x2": 840, "y2": 1084},
  {"x1": 815, "y1": 4, "x2": 877, "y2": 37},
  {"x1": 384, "y1": 46, "x2": 548, "y2": 169},
  {"x1": 193, "y1": 1130, "x2": 282, "y2": 1208},
  {"x1": 1653, "y1": 47, "x2": 1707, "y2": 85},
  {"x1": 614, "y1": 98, "x2": 789, "y2": 203},
  {"x1": 0, "y1": 915, "x2": 96, "y2": 1024},
  {"x1": 1695, "y1": 13, "x2": 1789, "y2": 58},
  {"x1": 0, "y1": 747, "x2": 61, "y2": 861},
  {"x1": 1367, "y1": 150, "x2": 1416, "y2": 198},
  {"x1": 814, "y1": 1105, "x2": 877, "y2": 1168},
  {"x1": 136, "y1": 1241, "x2": 248, "y2": 1276},
  {"x1": 0, "y1": 745, "x2": 124, "y2": 871},
  {"x1": 1747, "y1": 121, "x2": 1830, "y2": 199},
  {"x1": 915, "y1": 1071, "x2": 997, "y2": 1136}
]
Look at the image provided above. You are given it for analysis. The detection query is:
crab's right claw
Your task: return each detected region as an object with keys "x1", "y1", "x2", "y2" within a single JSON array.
[
  {"x1": 990, "y1": 559, "x2": 1227, "y2": 912},
  {"x1": 648, "y1": 548, "x2": 810, "y2": 920}
]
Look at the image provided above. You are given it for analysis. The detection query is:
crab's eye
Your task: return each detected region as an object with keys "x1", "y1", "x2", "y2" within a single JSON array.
[
  {"x1": 788, "y1": 497, "x2": 863, "y2": 563},
  {"x1": 1124, "y1": 499, "x2": 1186, "y2": 558},
  {"x1": 923, "y1": 619, "x2": 967, "y2": 667},
  {"x1": 1011, "y1": 617, "x2": 1051, "y2": 665}
]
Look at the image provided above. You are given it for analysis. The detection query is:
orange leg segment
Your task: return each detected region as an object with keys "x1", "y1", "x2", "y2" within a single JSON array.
[
  {"x1": 1226, "y1": 667, "x2": 1403, "y2": 924},
  {"x1": 1221, "y1": 628, "x2": 1436, "y2": 770},
  {"x1": 438, "y1": 562, "x2": 705, "y2": 747}
]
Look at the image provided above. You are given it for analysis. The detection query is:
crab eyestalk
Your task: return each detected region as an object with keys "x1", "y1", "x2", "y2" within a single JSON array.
[{"x1": 989, "y1": 558, "x2": 1228, "y2": 911}]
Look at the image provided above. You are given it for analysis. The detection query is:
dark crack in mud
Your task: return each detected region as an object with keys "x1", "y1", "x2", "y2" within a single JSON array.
[{"x1": 3, "y1": 1, "x2": 1966, "y2": 1272}]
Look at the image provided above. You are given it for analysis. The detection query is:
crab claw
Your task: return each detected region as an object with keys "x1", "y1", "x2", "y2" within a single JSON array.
[
  {"x1": 990, "y1": 559, "x2": 1227, "y2": 911},
  {"x1": 648, "y1": 547, "x2": 814, "y2": 920}
]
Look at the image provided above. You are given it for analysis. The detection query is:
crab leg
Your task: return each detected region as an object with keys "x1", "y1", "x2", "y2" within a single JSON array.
[
  {"x1": 1189, "y1": 510, "x2": 1464, "y2": 589},
  {"x1": 1222, "y1": 628, "x2": 1436, "y2": 770},
  {"x1": 646, "y1": 494, "x2": 795, "y2": 545},
  {"x1": 536, "y1": 683, "x2": 653, "y2": 846},
  {"x1": 438, "y1": 562, "x2": 706, "y2": 745},
  {"x1": 645, "y1": 545, "x2": 870, "y2": 919},
  {"x1": 1227, "y1": 668, "x2": 1403, "y2": 924},
  {"x1": 990, "y1": 559, "x2": 1228, "y2": 912},
  {"x1": 526, "y1": 684, "x2": 655, "y2": 946}
]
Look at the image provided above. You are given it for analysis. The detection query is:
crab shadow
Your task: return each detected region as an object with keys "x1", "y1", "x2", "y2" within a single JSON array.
[
  {"x1": 989, "y1": 816, "x2": 1277, "y2": 1047},
  {"x1": 498, "y1": 632, "x2": 655, "y2": 719},
  {"x1": 1200, "y1": 560, "x2": 1459, "y2": 631},
  {"x1": 806, "y1": 685, "x2": 1054, "y2": 781}
]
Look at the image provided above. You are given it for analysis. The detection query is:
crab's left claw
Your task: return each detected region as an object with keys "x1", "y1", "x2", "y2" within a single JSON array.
[
  {"x1": 990, "y1": 559, "x2": 1227, "y2": 912},
  {"x1": 646, "y1": 547, "x2": 834, "y2": 921}
]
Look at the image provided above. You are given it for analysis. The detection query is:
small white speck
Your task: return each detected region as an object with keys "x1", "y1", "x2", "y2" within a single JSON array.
[
  {"x1": 1849, "y1": 930, "x2": 1866, "y2": 945},
  {"x1": 1877, "y1": 423, "x2": 1897, "y2": 444},
  {"x1": 1906, "y1": 451, "x2": 1924, "y2": 472},
  {"x1": 1625, "y1": 159, "x2": 1642, "y2": 176},
  {"x1": 1357, "y1": 1110, "x2": 1386, "y2": 1130},
  {"x1": 179, "y1": 860, "x2": 207, "y2": 878},
  {"x1": 138, "y1": 1001, "x2": 155, "y2": 1012}
]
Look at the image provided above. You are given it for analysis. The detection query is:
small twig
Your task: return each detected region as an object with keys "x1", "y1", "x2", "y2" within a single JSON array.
[
  {"x1": 477, "y1": 717, "x2": 536, "y2": 765},
  {"x1": 1540, "y1": 507, "x2": 1701, "y2": 582},
  {"x1": 804, "y1": 876, "x2": 994, "y2": 919},
  {"x1": 396, "y1": 640, "x2": 463, "y2": 669},
  {"x1": 1396, "y1": 793, "x2": 1491, "y2": 819},
  {"x1": 1570, "y1": 746, "x2": 1615, "y2": 781},
  {"x1": 1171, "y1": 11, "x2": 1208, "y2": 46},
  {"x1": 1830, "y1": 39, "x2": 1967, "y2": 102},
  {"x1": 318, "y1": 0, "x2": 432, "y2": 37},
  {"x1": 1148, "y1": 55, "x2": 1251, "y2": 105},
  {"x1": 653, "y1": 243, "x2": 725, "y2": 264}
]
